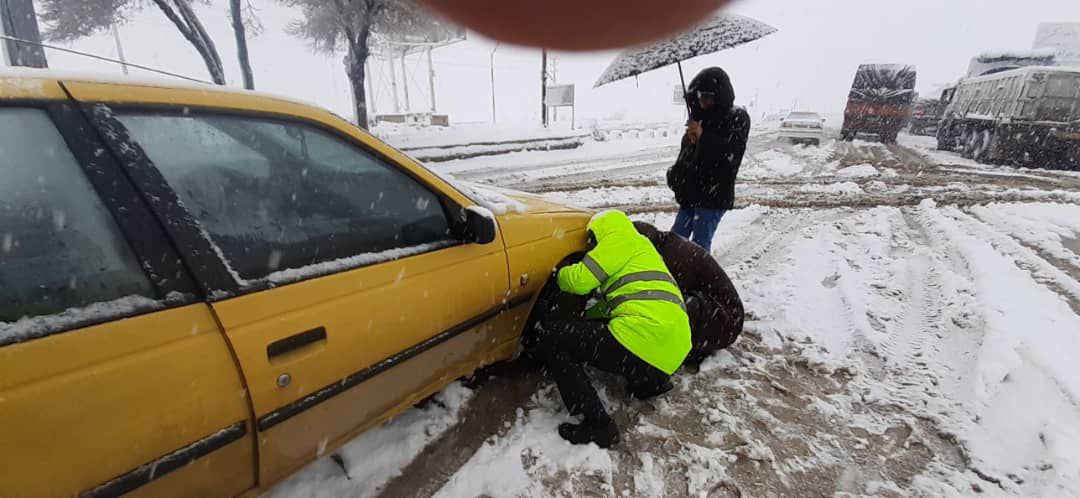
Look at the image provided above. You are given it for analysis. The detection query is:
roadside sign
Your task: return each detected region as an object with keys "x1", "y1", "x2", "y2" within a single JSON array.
[
  {"x1": 545, "y1": 84, "x2": 574, "y2": 106},
  {"x1": 544, "y1": 84, "x2": 575, "y2": 129}
]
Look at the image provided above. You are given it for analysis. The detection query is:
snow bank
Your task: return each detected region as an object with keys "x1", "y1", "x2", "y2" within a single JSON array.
[
  {"x1": 795, "y1": 181, "x2": 864, "y2": 196},
  {"x1": 836, "y1": 164, "x2": 879, "y2": 178},
  {"x1": 406, "y1": 137, "x2": 585, "y2": 163},
  {"x1": 742, "y1": 149, "x2": 805, "y2": 178},
  {"x1": 265, "y1": 383, "x2": 474, "y2": 498},
  {"x1": 430, "y1": 137, "x2": 677, "y2": 176},
  {"x1": 543, "y1": 185, "x2": 672, "y2": 210},
  {"x1": 376, "y1": 123, "x2": 586, "y2": 150},
  {"x1": 741, "y1": 141, "x2": 841, "y2": 179}
]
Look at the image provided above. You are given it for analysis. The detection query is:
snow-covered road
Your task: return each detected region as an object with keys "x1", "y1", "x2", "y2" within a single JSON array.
[{"x1": 268, "y1": 132, "x2": 1080, "y2": 497}]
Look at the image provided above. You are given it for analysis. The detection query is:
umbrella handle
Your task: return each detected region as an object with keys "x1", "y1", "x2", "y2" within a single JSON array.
[{"x1": 677, "y1": 61, "x2": 692, "y2": 119}]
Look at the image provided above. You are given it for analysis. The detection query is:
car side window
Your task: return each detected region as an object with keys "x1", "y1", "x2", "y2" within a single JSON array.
[
  {"x1": 0, "y1": 107, "x2": 155, "y2": 341},
  {"x1": 115, "y1": 111, "x2": 455, "y2": 283}
]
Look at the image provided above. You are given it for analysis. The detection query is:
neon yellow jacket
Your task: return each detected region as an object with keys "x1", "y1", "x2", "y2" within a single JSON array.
[{"x1": 556, "y1": 210, "x2": 692, "y2": 374}]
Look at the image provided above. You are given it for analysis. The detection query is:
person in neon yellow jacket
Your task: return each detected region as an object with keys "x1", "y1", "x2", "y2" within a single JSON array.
[{"x1": 536, "y1": 209, "x2": 692, "y2": 448}]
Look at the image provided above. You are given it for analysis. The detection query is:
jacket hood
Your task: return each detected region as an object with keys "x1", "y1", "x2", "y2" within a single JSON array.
[
  {"x1": 588, "y1": 210, "x2": 637, "y2": 242},
  {"x1": 688, "y1": 67, "x2": 735, "y2": 121}
]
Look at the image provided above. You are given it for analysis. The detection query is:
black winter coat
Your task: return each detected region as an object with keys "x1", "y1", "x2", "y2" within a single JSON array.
[{"x1": 667, "y1": 107, "x2": 751, "y2": 210}]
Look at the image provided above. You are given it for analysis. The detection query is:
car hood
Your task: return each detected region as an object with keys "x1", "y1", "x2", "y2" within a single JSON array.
[
  {"x1": 454, "y1": 181, "x2": 589, "y2": 216},
  {"x1": 502, "y1": 190, "x2": 589, "y2": 215},
  {"x1": 451, "y1": 181, "x2": 592, "y2": 248}
]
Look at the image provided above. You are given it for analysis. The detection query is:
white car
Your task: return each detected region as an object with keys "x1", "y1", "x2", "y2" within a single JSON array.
[{"x1": 778, "y1": 111, "x2": 826, "y2": 146}]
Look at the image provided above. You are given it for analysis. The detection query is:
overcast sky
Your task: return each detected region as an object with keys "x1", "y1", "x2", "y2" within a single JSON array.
[{"x1": 31, "y1": 0, "x2": 1080, "y2": 126}]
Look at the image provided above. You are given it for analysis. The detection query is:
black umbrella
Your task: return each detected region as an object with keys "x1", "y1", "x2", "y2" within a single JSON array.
[{"x1": 594, "y1": 14, "x2": 778, "y2": 112}]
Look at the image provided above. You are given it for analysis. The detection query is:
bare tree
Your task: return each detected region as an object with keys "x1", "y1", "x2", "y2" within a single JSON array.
[
  {"x1": 39, "y1": 0, "x2": 227, "y2": 85},
  {"x1": 229, "y1": 0, "x2": 261, "y2": 90},
  {"x1": 282, "y1": 0, "x2": 458, "y2": 129}
]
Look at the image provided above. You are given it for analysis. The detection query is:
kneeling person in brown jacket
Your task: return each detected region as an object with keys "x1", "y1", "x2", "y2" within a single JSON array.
[{"x1": 634, "y1": 221, "x2": 744, "y2": 369}]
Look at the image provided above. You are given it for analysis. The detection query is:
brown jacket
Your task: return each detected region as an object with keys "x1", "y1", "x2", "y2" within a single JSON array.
[{"x1": 634, "y1": 222, "x2": 744, "y2": 366}]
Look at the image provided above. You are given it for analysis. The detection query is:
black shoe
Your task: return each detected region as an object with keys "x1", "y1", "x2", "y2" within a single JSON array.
[
  {"x1": 629, "y1": 379, "x2": 674, "y2": 401},
  {"x1": 558, "y1": 420, "x2": 620, "y2": 448}
]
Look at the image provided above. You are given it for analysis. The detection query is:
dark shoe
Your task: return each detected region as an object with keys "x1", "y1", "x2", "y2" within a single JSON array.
[
  {"x1": 629, "y1": 379, "x2": 674, "y2": 400},
  {"x1": 558, "y1": 420, "x2": 620, "y2": 448}
]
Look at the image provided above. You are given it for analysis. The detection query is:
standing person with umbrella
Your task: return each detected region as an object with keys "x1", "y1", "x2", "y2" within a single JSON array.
[
  {"x1": 667, "y1": 67, "x2": 750, "y2": 249},
  {"x1": 593, "y1": 14, "x2": 775, "y2": 249}
]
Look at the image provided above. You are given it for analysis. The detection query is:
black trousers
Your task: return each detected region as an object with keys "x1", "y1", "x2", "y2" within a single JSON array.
[{"x1": 536, "y1": 319, "x2": 670, "y2": 425}]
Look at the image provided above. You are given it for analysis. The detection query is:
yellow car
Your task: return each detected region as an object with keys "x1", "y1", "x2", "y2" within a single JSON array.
[{"x1": 0, "y1": 70, "x2": 589, "y2": 498}]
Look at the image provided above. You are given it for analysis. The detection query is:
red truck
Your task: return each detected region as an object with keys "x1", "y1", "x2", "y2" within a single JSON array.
[{"x1": 840, "y1": 64, "x2": 918, "y2": 143}]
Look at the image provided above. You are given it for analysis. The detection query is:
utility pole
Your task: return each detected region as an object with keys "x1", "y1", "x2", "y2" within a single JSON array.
[
  {"x1": 490, "y1": 43, "x2": 499, "y2": 124},
  {"x1": 387, "y1": 56, "x2": 400, "y2": 113},
  {"x1": 0, "y1": 0, "x2": 47, "y2": 68},
  {"x1": 426, "y1": 47, "x2": 437, "y2": 113},
  {"x1": 400, "y1": 54, "x2": 411, "y2": 112},
  {"x1": 110, "y1": 23, "x2": 128, "y2": 75},
  {"x1": 551, "y1": 56, "x2": 558, "y2": 123},
  {"x1": 541, "y1": 49, "x2": 548, "y2": 127}
]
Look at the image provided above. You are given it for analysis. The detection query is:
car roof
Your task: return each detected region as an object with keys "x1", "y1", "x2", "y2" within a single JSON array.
[
  {"x1": 0, "y1": 67, "x2": 483, "y2": 207},
  {"x1": 0, "y1": 67, "x2": 322, "y2": 107}
]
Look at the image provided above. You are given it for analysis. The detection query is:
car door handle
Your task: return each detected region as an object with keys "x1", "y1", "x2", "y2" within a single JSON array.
[{"x1": 267, "y1": 327, "x2": 327, "y2": 359}]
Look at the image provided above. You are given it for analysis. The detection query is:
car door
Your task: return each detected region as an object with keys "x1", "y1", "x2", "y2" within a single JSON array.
[
  {"x1": 0, "y1": 98, "x2": 256, "y2": 496},
  {"x1": 88, "y1": 103, "x2": 513, "y2": 487}
]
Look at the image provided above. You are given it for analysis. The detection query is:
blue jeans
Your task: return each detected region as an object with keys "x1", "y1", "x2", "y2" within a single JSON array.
[{"x1": 672, "y1": 207, "x2": 725, "y2": 250}]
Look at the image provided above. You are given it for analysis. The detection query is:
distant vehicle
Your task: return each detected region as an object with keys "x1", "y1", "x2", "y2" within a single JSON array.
[
  {"x1": 0, "y1": 70, "x2": 590, "y2": 497},
  {"x1": 908, "y1": 97, "x2": 946, "y2": 136},
  {"x1": 840, "y1": 64, "x2": 918, "y2": 143},
  {"x1": 936, "y1": 65, "x2": 1080, "y2": 168},
  {"x1": 778, "y1": 111, "x2": 826, "y2": 145}
]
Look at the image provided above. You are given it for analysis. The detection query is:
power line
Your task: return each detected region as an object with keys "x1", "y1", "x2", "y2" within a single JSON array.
[{"x1": 0, "y1": 34, "x2": 212, "y2": 84}]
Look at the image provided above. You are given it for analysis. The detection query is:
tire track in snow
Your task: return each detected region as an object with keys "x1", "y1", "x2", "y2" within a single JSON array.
[
  {"x1": 717, "y1": 208, "x2": 846, "y2": 279},
  {"x1": 910, "y1": 201, "x2": 1080, "y2": 492},
  {"x1": 965, "y1": 205, "x2": 1080, "y2": 285},
  {"x1": 945, "y1": 207, "x2": 1080, "y2": 315},
  {"x1": 881, "y1": 209, "x2": 985, "y2": 413}
]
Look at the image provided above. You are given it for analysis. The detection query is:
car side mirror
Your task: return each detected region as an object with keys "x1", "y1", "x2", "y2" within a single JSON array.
[{"x1": 464, "y1": 206, "x2": 497, "y2": 244}]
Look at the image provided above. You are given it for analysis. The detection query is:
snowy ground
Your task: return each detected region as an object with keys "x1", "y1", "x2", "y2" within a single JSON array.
[{"x1": 268, "y1": 131, "x2": 1080, "y2": 497}]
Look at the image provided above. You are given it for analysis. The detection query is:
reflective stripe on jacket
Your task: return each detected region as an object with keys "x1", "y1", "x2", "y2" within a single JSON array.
[{"x1": 556, "y1": 210, "x2": 692, "y2": 374}]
